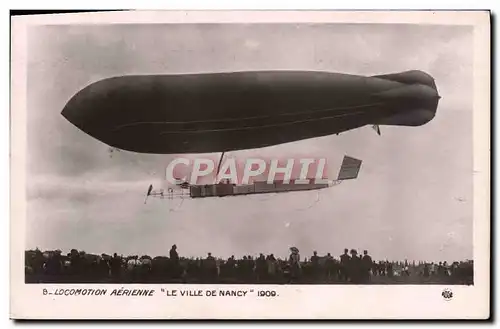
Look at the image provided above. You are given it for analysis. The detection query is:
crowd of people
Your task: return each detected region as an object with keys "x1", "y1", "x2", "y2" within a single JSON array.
[{"x1": 25, "y1": 246, "x2": 474, "y2": 285}]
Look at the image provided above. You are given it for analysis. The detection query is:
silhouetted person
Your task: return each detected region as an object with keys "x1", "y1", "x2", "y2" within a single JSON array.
[
  {"x1": 169, "y1": 245, "x2": 179, "y2": 262},
  {"x1": 69, "y1": 249, "x2": 83, "y2": 279},
  {"x1": 110, "y1": 253, "x2": 122, "y2": 282},
  {"x1": 97, "y1": 256, "x2": 110, "y2": 280},
  {"x1": 246, "y1": 256, "x2": 255, "y2": 281},
  {"x1": 310, "y1": 251, "x2": 320, "y2": 280},
  {"x1": 266, "y1": 254, "x2": 278, "y2": 280},
  {"x1": 349, "y1": 249, "x2": 362, "y2": 283},
  {"x1": 45, "y1": 250, "x2": 63, "y2": 281},
  {"x1": 387, "y1": 261, "x2": 394, "y2": 278},
  {"x1": 339, "y1": 248, "x2": 350, "y2": 282},
  {"x1": 225, "y1": 255, "x2": 236, "y2": 279},
  {"x1": 325, "y1": 252, "x2": 335, "y2": 281},
  {"x1": 443, "y1": 261, "x2": 449, "y2": 276},
  {"x1": 403, "y1": 263, "x2": 410, "y2": 276},
  {"x1": 289, "y1": 247, "x2": 301, "y2": 283},
  {"x1": 423, "y1": 263, "x2": 430, "y2": 277},
  {"x1": 311, "y1": 251, "x2": 319, "y2": 265},
  {"x1": 256, "y1": 253, "x2": 267, "y2": 282},
  {"x1": 361, "y1": 250, "x2": 373, "y2": 283},
  {"x1": 204, "y1": 252, "x2": 217, "y2": 282},
  {"x1": 169, "y1": 245, "x2": 180, "y2": 279}
]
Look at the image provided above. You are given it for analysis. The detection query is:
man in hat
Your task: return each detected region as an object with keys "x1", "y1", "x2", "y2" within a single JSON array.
[
  {"x1": 310, "y1": 251, "x2": 320, "y2": 281},
  {"x1": 324, "y1": 252, "x2": 335, "y2": 282},
  {"x1": 225, "y1": 255, "x2": 236, "y2": 279},
  {"x1": 204, "y1": 252, "x2": 217, "y2": 283},
  {"x1": 256, "y1": 253, "x2": 267, "y2": 282},
  {"x1": 339, "y1": 248, "x2": 350, "y2": 282},
  {"x1": 169, "y1": 244, "x2": 180, "y2": 279},
  {"x1": 289, "y1": 247, "x2": 301, "y2": 283},
  {"x1": 349, "y1": 249, "x2": 362, "y2": 284},
  {"x1": 266, "y1": 254, "x2": 278, "y2": 281},
  {"x1": 362, "y1": 250, "x2": 373, "y2": 283},
  {"x1": 110, "y1": 253, "x2": 122, "y2": 282}
]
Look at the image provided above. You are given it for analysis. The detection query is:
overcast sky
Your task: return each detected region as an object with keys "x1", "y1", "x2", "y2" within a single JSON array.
[{"x1": 26, "y1": 23, "x2": 473, "y2": 261}]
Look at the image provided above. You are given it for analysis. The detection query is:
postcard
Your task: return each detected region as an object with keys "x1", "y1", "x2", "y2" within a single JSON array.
[{"x1": 10, "y1": 10, "x2": 490, "y2": 319}]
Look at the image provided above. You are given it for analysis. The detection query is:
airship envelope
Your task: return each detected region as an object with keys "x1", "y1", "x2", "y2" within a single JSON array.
[{"x1": 61, "y1": 70, "x2": 440, "y2": 154}]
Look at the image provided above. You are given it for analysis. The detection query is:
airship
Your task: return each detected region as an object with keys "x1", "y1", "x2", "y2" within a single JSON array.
[{"x1": 61, "y1": 70, "x2": 440, "y2": 154}]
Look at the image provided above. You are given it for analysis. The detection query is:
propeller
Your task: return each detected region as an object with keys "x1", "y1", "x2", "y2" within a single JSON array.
[
  {"x1": 144, "y1": 184, "x2": 153, "y2": 204},
  {"x1": 372, "y1": 124, "x2": 381, "y2": 136}
]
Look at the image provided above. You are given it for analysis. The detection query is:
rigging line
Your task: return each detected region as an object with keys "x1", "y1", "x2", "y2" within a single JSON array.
[
  {"x1": 216, "y1": 152, "x2": 225, "y2": 176},
  {"x1": 158, "y1": 110, "x2": 368, "y2": 135},
  {"x1": 111, "y1": 101, "x2": 385, "y2": 131}
]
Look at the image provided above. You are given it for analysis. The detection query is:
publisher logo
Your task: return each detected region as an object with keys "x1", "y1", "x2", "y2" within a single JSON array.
[{"x1": 441, "y1": 288, "x2": 453, "y2": 301}]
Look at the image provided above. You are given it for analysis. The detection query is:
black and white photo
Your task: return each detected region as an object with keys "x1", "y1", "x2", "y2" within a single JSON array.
[{"x1": 10, "y1": 10, "x2": 490, "y2": 319}]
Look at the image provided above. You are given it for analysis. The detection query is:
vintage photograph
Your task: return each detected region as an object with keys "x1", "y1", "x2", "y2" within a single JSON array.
[{"x1": 11, "y1": 10, "x2": 490, "y2": 319}]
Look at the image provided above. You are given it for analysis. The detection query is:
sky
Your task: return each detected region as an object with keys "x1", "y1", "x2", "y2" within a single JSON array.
[{"x1": 25, "y1": 23, "x2": 473, "y2": 261}]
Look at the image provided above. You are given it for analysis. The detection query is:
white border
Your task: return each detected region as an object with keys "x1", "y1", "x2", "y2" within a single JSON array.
[{"x1": 9, "y1": 10, "x2": 490, "y2": 320}]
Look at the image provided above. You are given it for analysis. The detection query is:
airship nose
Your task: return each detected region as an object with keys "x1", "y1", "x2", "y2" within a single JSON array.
[
  {"x1": 62, "y1": 89, "x2": 98, "y2": 135},
  {"x1": 61, "y1": 76, "x2": 168, "y2": 152},
  {"x1": 61, "y1": 98, "x2": 84, "y2": 130},
  {"x1": 61, "y1": 91, "x2": 88, "y2": 132},
  {"x1": 61, "y1": 80, "x2": 117, "y2": 145}
]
